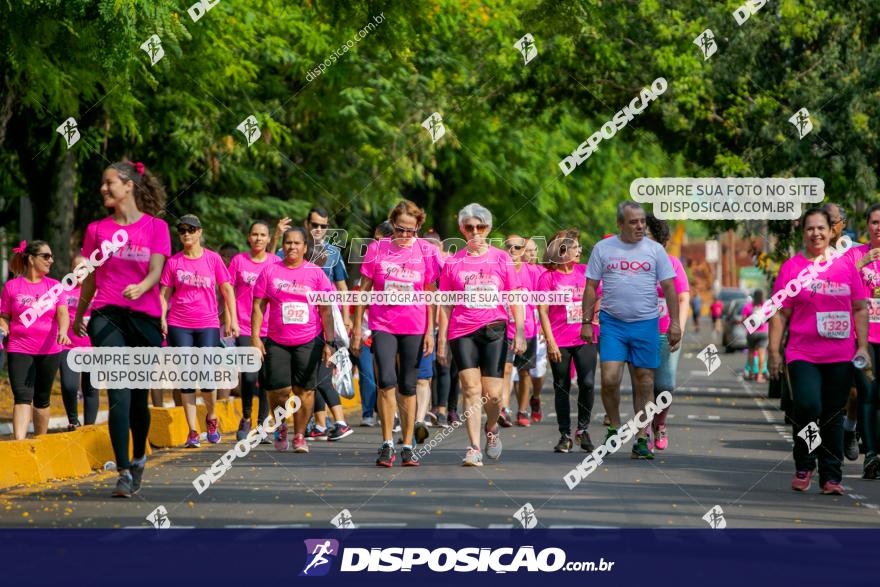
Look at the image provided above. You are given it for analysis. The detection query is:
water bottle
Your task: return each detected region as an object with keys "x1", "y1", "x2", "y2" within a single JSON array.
[
  {"x1": 854, "y1": 354, "x2": 875, "y2": 382},
  {"x1": 103, "y1": 461, "x2": 117, "y2": 471}
]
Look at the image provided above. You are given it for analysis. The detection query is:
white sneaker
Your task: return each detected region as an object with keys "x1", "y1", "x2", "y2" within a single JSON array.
[
  {"x1": 462, "y1": 447, "x2": 483, "y2": 467},
  {"x1": 361, "y1": 416, "x2": 376, "y2": 427},
  {"x1": 485, "y1": 425, "x2": 502, "y2": 460}
]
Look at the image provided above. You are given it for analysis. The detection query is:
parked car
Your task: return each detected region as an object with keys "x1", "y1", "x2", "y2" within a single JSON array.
[
  {"x1": 722, "y1": 298, "x2": 749, "y2": 352},
  {"x1": 717, "y1": 287, "x2": 749, "y2": 316}
]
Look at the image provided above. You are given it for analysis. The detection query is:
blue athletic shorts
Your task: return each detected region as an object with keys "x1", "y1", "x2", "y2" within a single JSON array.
[
  {"x1": 418, "y1": 351, "x2": 434, "y2": 380},
  {"x1": 598, "y1": 310, "x2": 660, "y2": 369}
]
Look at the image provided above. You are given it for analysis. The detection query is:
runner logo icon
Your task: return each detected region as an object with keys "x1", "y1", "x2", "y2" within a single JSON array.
[
  {"x1": 798, "y1": 421, "x2": 822, "y2": 453},
  {"x1": 300, "y1": 539, "x2": 340, "y2": 576}
]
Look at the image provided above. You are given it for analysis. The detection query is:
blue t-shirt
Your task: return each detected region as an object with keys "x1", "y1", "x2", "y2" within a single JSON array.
[
  {"x1": 586, "y1": 235, "x2": 675, "y2": 322},
  {"x1": 276, "y1": 243, "x2": 347, "y2": 283}
]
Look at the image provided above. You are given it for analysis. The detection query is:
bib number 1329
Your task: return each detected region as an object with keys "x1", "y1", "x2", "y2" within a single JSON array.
[{"x1": 816, "y1": 311, "x2": 851, "y2": 339}]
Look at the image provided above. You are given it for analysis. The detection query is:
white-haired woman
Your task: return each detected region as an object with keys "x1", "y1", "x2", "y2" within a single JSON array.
[{"x1": 437, "y1": 203, "x2": 525, "y2": 466}]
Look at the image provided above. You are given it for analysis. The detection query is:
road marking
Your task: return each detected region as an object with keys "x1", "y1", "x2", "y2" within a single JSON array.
[{"x1": 687, "y1": 415, "x2": 721, "y2": 421}]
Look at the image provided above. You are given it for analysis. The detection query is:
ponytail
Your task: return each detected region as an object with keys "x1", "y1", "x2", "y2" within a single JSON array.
[
  {"x1": 108, "y1": 160, "x2": 166, "y2": 217},
  {"x1": 10, "y1": 240, "x2": 49, "y2": 276}
]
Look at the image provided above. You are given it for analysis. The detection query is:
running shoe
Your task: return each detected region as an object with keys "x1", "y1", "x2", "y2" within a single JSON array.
[
  {"x1": 462, "y1": 446, "x2": 483, "y2": 467},
  {"x1": 112, "y1": 472, "x2": 133, "y2": 498},
  {"x1": 863, "y1": 453, "x2": 880, "y2": 479},
  {"x1": 360, "y1": 416, "x2": 376, "y2": 427},
  {"x1": 516, "y1": 411, "x2": 531, "y2": 427},
  {"x1": 130, "y1": 458, "x2": 145, "y2": 495},
  {"x1": 184, "y1": 430, "x2": 200, "y2": 448},
  {"x1": 485, "y1": 424, "x2": 503, "y2": 459},
  {"x1": 844, "y1": 430, "x2": 859, "y2": 461},
  {"x1": 654, "y1": 425, "x2": 668, "y2": 451},
  {"x1": 392, "y1": 415, "x2": 401, "y2": 433},
  {"x1": 274, "y1": 422, "x2": 289, "y2": 451},
  {"x1": 292, "y1": 433, "x2": 308, "y2": 453},
  {"x1": 414, "y1": 421, "x2": 429, "y2": 445},
  {"x1": 554, "y1": 434, "x2": 573, "y2": 453},
  {"x1": 447, "y1": 410, "x2": 461, "y2": 426},
  {"x1": 236, "y1": 418, "x2": 252, "y2": 441},
  {"x1": 401, "y1": 446, "x2": 420, "y2": 467},
  {"x1": 67, "y1": 422, "x2": 80, "y2": 432},
  {"x1": 498, "y1": 408, "x2": 513, "y2": 428},
  {"x1": 630, "y1": 436, "x2": 654, "y2": 460},
  {"x1": 206, "y1": 417, "x2": 221, "y2": 444},
  {"x1": 426, "y1": 410, "x2": 440, "y2": 427},
  {"x1": 603, "y1": 427, "x2": 618, "y2": 445},
  {"x1": 530, "y1": 397, "x2": 542, "y2": 422},
  {"x1": 327, "y1": 423, "x2": 353, "y2": 441},
  {"x1": 821, "y1": 480, "x2": 845, "y2": 495},
  {"x1": 306, "y1": 426, "x2": 328, "y2": 441},
  {"x1": 791, "y1": 470, "x2": 813, "y2": 492},
  {"x1": 576, "y1": 429, "x2": 594, "y2": 452},
  {"x1": 376, "y1": 444, "x2": 396, "y2": 467}
]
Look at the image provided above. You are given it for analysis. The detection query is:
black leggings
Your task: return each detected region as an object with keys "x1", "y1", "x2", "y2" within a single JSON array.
[
  {"x1": 8, "y1": 352, "x2": 62, "y2": 407},
  {"x1": 432, "y1": 355, "x2": 460, "y2": 411},
  {"x1": 788, "y1": 360, "x2": 852, "y2": 483},
  {"x1": 88, "y1": 306, "x2": 163, "y2": 470},
  {"x1": 550, "y1": 344, "x2": 597, "y2": 434},
  {"x1": 855, "y1": 343, "x2": 880, "y2": 455},
  {"x1": 237, "y1": 335, "x2": 268, "y2": 420},
  {"x1": 60, "y1": 349, "x2": 98, "y2": 425},
  {"x1": 313, "y1": 361, "x2": 341, "y2": 414},
  {"x1": 372, "y1": 331, "x2": 423, "y2": 397}
]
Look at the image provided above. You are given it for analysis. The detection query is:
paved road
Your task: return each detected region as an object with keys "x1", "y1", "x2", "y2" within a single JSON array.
[{"x1": 4, "y1": 319, "x2": 880, "y2": 528}]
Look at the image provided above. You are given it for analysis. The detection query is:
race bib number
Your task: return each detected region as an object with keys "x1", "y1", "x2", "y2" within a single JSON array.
[
  {"x1": 465, "y1": 284, "x2": 499, "y2": 309},
  {"x1": 384, "y1": 280, "x2": 414, "y2": 293},
  {"x1": 566, "y1": 303, "x2": 583, "y2": 325},
  {"x1": 816, "y1": 311, "x2": 851, "y2": 339},
  {"x1": 868, "y1": 299, "x2": 880, "y2": 324},
  {"x1": 282, "y1": 302, "x2": 309, "y2": 325},
  {"x1": 658, "y1": 298, "x2": 668, "y2": 318}
]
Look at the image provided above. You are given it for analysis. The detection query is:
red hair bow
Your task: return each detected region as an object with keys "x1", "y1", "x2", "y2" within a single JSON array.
[
  {"x1": 12, "y1": 240, "x2": 26, "y2": 254},
  {"x1": 133, "y1": 161, "x2": 145, "y2": 176}
]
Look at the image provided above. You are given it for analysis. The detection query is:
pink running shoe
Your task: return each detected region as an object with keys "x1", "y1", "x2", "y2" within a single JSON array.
[
  {"x1": 821, "y1": 480, "x2": 844, "y2": 495},
  {"x1": 654, "y1": 425, "x2": 668, "y2": 451},
  {"x1": 292, "y1": 433, "x2": 308, "y2": 453},
  {"x1": 206, "y1": 417, "x2": 221, "y2": 444},
  {"x1": 275, "y1": 422, "x2": 289, "y2": 451},
  {"x1": 791, "y1": 470, "x2": 813, "y2": 492}
]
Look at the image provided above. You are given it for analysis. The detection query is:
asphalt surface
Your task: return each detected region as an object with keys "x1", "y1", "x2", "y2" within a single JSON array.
[{"x1": 4, "y1": 317, "x2": 880, "y2": 529}]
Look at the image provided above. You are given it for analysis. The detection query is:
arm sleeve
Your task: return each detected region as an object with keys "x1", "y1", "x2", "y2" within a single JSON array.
[
  {"x1": 253, "y1": 269, "x2": 269, "y2": 299},
  {"x1": 360, "y1": 241, "x2": 378, "y2": 281},
  {"x1": 331, "y1": 248, "x2": 348, "y2": 282},
  {"x1": 152, "y1": 218, "x2": 172, "y2": 257},
  {"x1": 655, "y1": 247, "x2": 676, "y2": 282},
  {"x1": 585, "y1": 244, "x2": 604, "y2": 281},
  {"x1": 159, "y1": 257, "x2": 174, "y2": 288},
  {"x1": 81, "y1": 222, "x2": 97, "y2": 257},
  {"x1": 214, "y1": 253, "x2": 231, "y2": 285}
]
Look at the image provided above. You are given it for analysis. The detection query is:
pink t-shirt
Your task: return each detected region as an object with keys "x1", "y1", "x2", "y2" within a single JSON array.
[
  {"x1": 361, "y1": 238, "x2": 441, "y2": 336},
  {"x1": 741, "y1": 302, "x2": 768, "y2": 333},
  {"x1": 847, "y1": 244, "x2": 880, "y2": 343},
  {"x1": 253, "y1": 261, "x2": 334, "y2": 346},
  {"x1": 0, "y1": 276, "x2": 63, "y2": 355},
  {"x1": 64, "y1": 288, "x2": 91, "y2": 348},
  {"x1": 506, "y1": 263, "x2": 544, "y2": 340},
  {"x1": 439, "y1": 247, "x2": 520, "y2": 340},
  {"x1": 537, "y1": 264, "x2": 587, "y2": 348},
  {"x1": 82, "y1": 214, "x2": 171, "y2": 318},
  {"x1": 160, "y1": 249, "x2": 230, "y2": 329},
  {"x1": 711, "y1": 300, "x2": 723, "y2": 319},
  {"x1": 774, "y1": 252, "x2": 865, "y2": 364},
  {"x1": 657, "y1": 255, "x2": 689, "y2": 334},
  {"x1": 228, "y1": 252, "x2": 279, "y2": 337}
]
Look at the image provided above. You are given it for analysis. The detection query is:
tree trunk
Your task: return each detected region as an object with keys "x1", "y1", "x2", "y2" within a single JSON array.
[{"x1": 46, "y1": 151, "x2": 76, "y2": 279}]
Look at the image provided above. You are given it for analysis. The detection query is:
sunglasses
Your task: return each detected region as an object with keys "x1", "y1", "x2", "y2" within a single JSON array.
[
  {"x1": 34, "y1": 253, "x2": 53, "y2": 260},
  {"x1": 310, "y1": 222, "x2": 329, "y2": 230},
  {"x1": 177, "y1": 226, "x2": 200, "y2": 235},
  {"x1": 462, "y1": 223, "x2": 489, "y2": 233},
  {"x1": 393, "y1": 225, "x2": 418, "y2": 235},
  {"x1": 509, "y1": 244, "x2": 525, "y2": 250}
]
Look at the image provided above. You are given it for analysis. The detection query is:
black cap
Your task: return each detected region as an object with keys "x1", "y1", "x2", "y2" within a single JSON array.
[{"x1": 178, "y1": 214, "x2": 202, "y2": 229}]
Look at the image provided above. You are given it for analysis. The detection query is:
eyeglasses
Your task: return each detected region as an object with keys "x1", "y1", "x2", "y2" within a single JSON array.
[
  {"x1": 310, "y1": 222, "x2": 329, "y2": 230},
  {"x1": 462, "y1": 223, "x2": 489, "y2": 233},
  {"x1": 393, "y1": 225, "x2": 418, "y2": 235},
  {"x1": 509, "y1": 245, "x2": 524, "y2": 250},
  {"x1": 34, "y1": 253, "x2": 53, "y2": 260},
  {"x1": 177, "y1": 226, "x2": 199, "y2": 235}
]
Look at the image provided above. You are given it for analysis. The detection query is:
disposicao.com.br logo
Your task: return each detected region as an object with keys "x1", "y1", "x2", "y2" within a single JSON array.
[{"x1": 299, "y1": 539, "x2": 615, "y2": 574}]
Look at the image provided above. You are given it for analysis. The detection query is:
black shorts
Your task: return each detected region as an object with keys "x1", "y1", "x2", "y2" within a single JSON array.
[
  {"x1": 263, "y1": 336, "x2": 324, "y2": 391},
  {"x1": 450, "y1": 321, "x2": 508, "y2": 378},
  {"x1": 506, "y1": 335, "x2": 537, "y2": 371},
  {"x1": 8, "y1": 352, "x2": 62, "y2": 407}
]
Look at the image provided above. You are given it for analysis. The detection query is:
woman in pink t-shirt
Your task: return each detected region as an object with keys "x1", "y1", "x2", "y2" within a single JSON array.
[
  {"x1": 0, "y1": 240, "x2": 70, "y2": 440},
  {"x1": 437, "y1": 203, "x2": 525, "y2": 467},
  {"x1": 499, "y1": 234, "x2": 544, "y2": 429},
  {"x1": 59, "y1": 254, "x2": 98, "y2": 430},
  {"x1": 228, "y1": 220, "x2": 277, "y2": 440},
  {"x1": 537, "y1": 229, "x2": 597, "y2": 454},
  {"x1": 252, "y1": 226, "x2": 336, "y2": 453},
  {"x1": 768, "y1": 208, "x2": 870, "y2": 495},
  {"x1": 160, "y1": 214, "x2": 238, "y2": 448},
  {"x1": 73, "y1": 161, "x2": 170, "y2": 498},
  {"x1": 352, "y1": 200, "x2": 440, "y2": 467}
]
